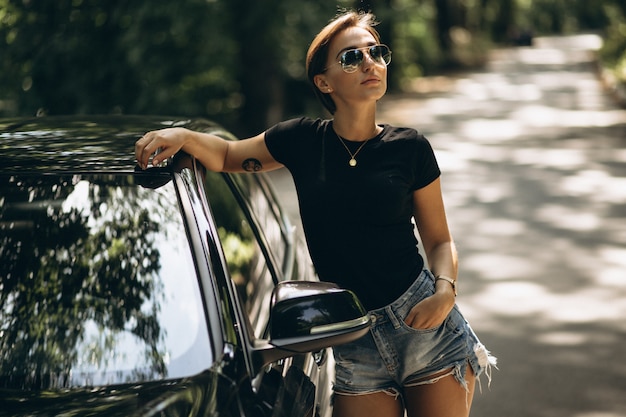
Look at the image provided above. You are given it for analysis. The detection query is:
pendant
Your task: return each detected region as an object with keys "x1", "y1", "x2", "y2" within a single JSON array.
[{"x1": 349, "y1": 158, "x2": 357, "y2": 167}]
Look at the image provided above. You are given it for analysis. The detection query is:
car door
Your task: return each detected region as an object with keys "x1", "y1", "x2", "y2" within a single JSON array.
[{"x1": 204, "y1": 170, "x2": 331, "y2": 417}]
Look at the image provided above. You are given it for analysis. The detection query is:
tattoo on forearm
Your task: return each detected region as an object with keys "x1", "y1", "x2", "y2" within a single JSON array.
[{"x1": 242, "y1": 158, "x2": 262, "y2": 172}]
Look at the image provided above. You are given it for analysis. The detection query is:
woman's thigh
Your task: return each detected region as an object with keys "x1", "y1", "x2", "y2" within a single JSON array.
[
  {"x1": 404, "y1": 367, "x2": 476, "y2": 417},
  {"x1": 332, "y1": 392, "x2": 404, "y2": 417}
]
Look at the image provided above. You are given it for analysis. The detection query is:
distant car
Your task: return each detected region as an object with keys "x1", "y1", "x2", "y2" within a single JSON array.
[{"x1": 0, "y1": 116, "x2": 370, "y2": 417}]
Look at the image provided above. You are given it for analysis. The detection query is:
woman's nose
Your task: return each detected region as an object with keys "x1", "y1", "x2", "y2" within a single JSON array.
[{"x1": 361, "y1": 51, "x2": 377, "y2": 71}]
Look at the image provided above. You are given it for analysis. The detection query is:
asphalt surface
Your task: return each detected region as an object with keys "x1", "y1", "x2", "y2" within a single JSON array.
[{"x1": 268, "y1": 34, "x2": 626, "y2": 417}]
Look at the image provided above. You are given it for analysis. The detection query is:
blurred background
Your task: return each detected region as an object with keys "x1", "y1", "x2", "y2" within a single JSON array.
[
  {"x1": 1, "y1": 0, "x2": 625, "y2": 137},
  {"x1": 2, "y1": 2, "x2": 626, "y2": 416}
]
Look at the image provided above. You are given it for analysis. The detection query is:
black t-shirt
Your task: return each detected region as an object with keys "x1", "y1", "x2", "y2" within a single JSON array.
[{"x1": 265, "y1": 117, "x2": 441, "y2": 310}]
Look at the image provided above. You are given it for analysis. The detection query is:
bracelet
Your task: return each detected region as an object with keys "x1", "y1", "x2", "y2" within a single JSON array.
[{"x1": 435, "y1": 275, "x2": 457, "y2": 296}]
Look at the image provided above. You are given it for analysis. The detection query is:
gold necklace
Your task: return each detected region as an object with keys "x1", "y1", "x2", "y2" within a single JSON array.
[{"x1": 336, "y1": 133, "x2": 369, "y2": 167}]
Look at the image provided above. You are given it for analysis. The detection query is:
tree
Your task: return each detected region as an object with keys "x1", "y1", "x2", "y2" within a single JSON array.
[
  {"x1": 0, "y1": 174, "x2": 167, "y2": 388},
  {"x1": 1, "y1": 0, "x2": 624, "y2": 127}
]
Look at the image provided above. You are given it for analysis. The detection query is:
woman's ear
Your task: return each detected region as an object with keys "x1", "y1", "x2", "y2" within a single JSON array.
[{"x1": 314, "y1": 74, "x2": 333, "y2": 94}]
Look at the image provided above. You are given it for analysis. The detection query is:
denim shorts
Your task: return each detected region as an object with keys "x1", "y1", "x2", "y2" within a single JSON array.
[{"x1": 332, "y1": 269, "x2": 496, "y2": 396}]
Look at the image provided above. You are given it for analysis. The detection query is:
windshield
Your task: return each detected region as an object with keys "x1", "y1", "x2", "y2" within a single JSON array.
[{"x1": 0, "y1": 173, "x2": 212, "y2": 389}]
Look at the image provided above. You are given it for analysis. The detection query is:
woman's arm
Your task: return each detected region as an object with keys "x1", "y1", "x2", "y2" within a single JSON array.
[
  {"x1": 404, "y1": 177, "x2": 458, "y2": 329},
  {"x1": 135, "y1": 128, "x2": 282, "y2": 173},
  {"x1": 413, "y1": 177, "x2": 458, "y2": 282}
]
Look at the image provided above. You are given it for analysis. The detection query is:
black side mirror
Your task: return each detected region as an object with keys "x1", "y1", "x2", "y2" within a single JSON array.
[{"x1": 251, "y1": 281, "x2": 370, "y2": 372}]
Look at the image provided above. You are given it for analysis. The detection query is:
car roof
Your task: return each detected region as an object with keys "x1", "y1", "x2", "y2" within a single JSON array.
[{"x1": 0, "y1": 115, "x2": 235, "y2": 174}]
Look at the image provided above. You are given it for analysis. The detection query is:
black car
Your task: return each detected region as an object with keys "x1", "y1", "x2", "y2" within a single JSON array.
[{"x1": 0, "y1": 116, "x2": 370, "y2": 417}]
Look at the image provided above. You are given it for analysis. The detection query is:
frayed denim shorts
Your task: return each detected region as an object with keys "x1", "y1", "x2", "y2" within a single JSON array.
[{"x1": 332, "y1": 269, "x2": 496, "y2": 396}]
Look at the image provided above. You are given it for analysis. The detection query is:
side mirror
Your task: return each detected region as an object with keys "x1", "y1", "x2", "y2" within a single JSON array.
[{"x1": 251, "y1": 281, "x2": 370, "y2": 372}]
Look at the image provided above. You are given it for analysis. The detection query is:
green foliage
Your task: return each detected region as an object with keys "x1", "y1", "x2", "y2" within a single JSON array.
[
  {"x1": 599, "y1": 2, "x2": 626, "y2": 86},
  {"x1": 517, "y1": 0, "x2": 610, "y2": 34},
  {"x1": 0, "y1": 0, "x2": 624, "y2": 131},
  {"x1": 0, "y1": 174, "x2": 168, "y2": 386}
]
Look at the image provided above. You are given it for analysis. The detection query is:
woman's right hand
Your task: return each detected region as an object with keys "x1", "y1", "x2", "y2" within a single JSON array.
[
  {"x1": 135, "y1": 127, "x2": 190, "y2": 170},
  {"x1": 403, "y1": 289, "x2": 454, "y2": 330}
]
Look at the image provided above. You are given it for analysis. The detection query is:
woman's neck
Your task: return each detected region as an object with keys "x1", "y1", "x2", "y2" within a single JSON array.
[{"x1": 332, "y1": 105, "x2": 381, "y2": 141}]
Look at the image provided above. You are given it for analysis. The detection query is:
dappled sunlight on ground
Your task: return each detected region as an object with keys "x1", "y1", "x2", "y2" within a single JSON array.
[{"x1": 379, "y1": 34, "x2": 626, "y2": 417}]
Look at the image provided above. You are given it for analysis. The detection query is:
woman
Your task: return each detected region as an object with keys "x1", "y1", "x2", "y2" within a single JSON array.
[{"x1": 136, "y1": 10, "x2": 495, "y2": 417}]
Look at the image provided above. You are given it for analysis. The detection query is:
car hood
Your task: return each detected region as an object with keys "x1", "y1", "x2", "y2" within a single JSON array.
[{"x1": 0, "y1": 370, "x2": 238, "y2": 417}]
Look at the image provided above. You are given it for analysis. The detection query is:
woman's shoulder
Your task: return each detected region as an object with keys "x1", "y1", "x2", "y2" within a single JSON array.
[
  {"x1": 380, "y1": 124, "x2": 429, "y2": 145},
  {"x1": 264, "y1": 117, "x2": 330, "y2": 162},
  {"x1": 265, "y1": 117, "x2": 329, "y2": 169},
  {"x1": 268, "y1": 117, "x2": 330, "y2": 136}
]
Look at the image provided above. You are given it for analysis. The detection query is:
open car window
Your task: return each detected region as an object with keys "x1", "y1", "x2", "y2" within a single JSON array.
[{"x1": 0, "y1": 173, "x2": 212, "y2": 389}]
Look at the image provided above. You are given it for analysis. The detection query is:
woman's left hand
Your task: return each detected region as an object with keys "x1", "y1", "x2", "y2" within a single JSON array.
[{"x1": 403, "y1": 290, "x2": 455, "y2": 330}]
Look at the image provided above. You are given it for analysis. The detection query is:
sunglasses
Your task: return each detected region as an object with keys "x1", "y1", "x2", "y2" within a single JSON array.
[{"x1": 327, "y1": 44, "x2": 392, "y2": 73}]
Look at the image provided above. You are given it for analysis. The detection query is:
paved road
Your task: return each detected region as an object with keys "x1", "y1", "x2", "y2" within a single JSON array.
[{"x1": 269, "y1": 34, "x2": 626, "y2": 417}]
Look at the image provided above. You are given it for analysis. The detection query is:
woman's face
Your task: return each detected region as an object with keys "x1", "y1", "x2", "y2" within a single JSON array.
[{"x1": 316, "y1": 27, "x2": 388, "y2": 109}]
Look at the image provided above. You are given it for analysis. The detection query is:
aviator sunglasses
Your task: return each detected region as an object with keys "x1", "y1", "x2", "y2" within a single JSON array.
[{"x1": 327, "y1": 44, "x2": 392, "y2": 73}]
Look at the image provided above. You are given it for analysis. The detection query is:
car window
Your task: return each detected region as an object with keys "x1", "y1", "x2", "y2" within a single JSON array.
[
  {"x1": 0, "y1": 173, "x2": 212, "y2": 389},
  {"x1": 205, "y1": 172, "x2": 281, "y2": 339},
  {"x1": 235, "y1": 173, "x2": 318, "y2": 284},
  {"x1": 227, "y1": 173, "x2": 289, "y2": 272}
]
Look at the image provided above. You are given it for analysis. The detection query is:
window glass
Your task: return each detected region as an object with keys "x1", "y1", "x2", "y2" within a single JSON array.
[
  {"x1": 227, "y1": 174, "x2": 288, "y2": 274},
  {"x1": 205, "y1": 172, "x2": 277, "y2": 339},
  {"x1": 0, "y1": 173, "x2": 212, "y2": 389}
]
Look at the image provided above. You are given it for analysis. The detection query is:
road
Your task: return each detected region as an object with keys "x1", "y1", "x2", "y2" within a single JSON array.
[{"x1": 268, "y1": 34, "x2": 626, "y2": 417}]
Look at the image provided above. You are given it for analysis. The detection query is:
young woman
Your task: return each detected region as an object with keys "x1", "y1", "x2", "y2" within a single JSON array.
[{"x1": 136, "y1": 10, "x2": 495, "y2": 417}]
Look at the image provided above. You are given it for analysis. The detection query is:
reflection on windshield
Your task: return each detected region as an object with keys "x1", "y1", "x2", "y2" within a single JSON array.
[{"x1": 0, "y1": 174, "x2": 211, "y2": 389}]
